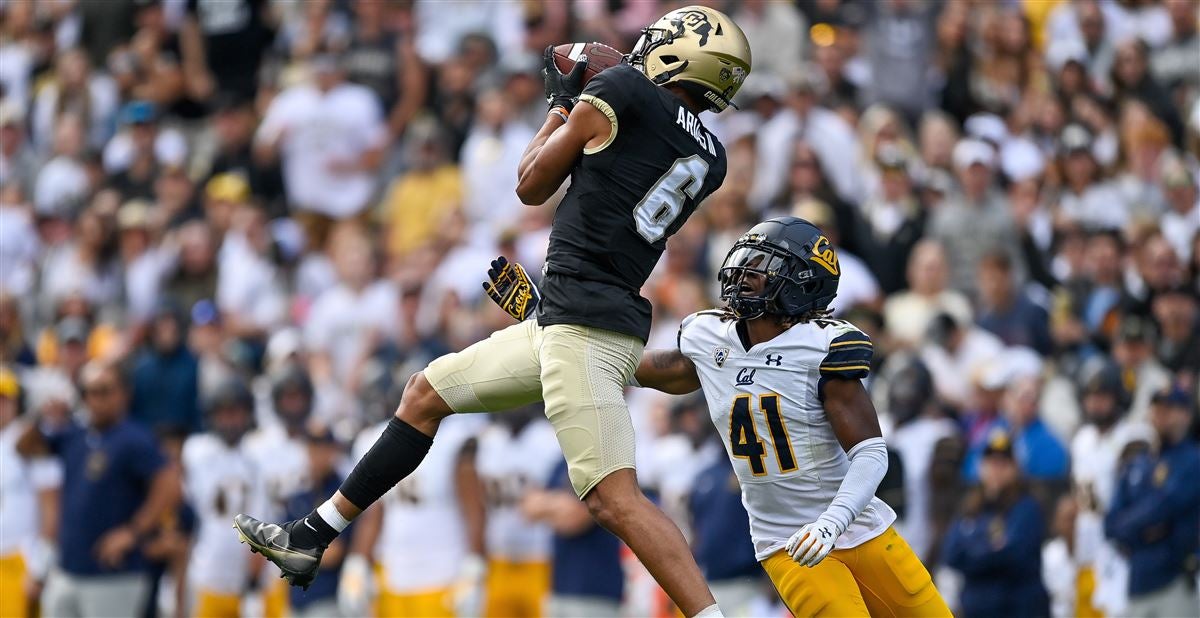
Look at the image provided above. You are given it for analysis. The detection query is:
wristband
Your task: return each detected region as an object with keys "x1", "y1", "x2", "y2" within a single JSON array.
[{"x1": 549, "y1": 106, "x2": 570, "y2": 124}]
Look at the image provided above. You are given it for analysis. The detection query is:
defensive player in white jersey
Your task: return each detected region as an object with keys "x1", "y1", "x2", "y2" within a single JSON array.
[
  {"x1": 182, "y1": 380, "x2": 273, "y2": 618},
  {"x1": 0, "y1": 368, "x2": 60, "y2": 618},
  {"x1": 474, "y1": 407, "x2": 563, "y2": 618},
  {"x1": 486, "y1": 217, "x2": 950, "y2": 617},
  {"x1": 240, "y1": 370, "x2": 313, "y2": 616},
  {"x1": 343, "y1": 412, "x2": 484, "y2": 618}
]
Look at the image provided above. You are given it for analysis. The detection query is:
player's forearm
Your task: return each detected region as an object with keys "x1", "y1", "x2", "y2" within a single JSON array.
[
  {"x1": 516, "y1": 115, "x2": 568, "y2": 204},
  {"x1": 130, "y1": 464, "x2": 181, "y2": 536},
  {"x1": 455, "y1": 453, "x2": 488, "y2": 556},
  {"x1": 822, "y1": 437, "x2": 888, "y2": 533},
  {"x1": 633, "y1": 349, "x2": 701, "y2": 395},
  {"x1": 347, "y1": 503, "x2": 382, "y2": 557}
]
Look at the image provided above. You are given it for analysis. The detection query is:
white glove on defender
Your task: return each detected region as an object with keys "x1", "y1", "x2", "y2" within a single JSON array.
[
  {"x1": 338, "y1": 554, "x2": 374, "y2": 617},
  {"x1": 453, "y1": 553, "x2": 487, "y2": 618},
  {"x1": 785, "y1": 514, "x2": 844, "y2": 567}
]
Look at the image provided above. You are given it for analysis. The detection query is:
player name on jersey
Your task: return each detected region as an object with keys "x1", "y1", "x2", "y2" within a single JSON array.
[{"x1": 676, "y1": 107, "x2": 717, "y2": 156}]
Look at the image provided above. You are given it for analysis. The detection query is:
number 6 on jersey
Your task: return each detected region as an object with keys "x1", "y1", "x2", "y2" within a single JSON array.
[{"x1": 633, "y1": 155, "x2": 710, "y2": 243}]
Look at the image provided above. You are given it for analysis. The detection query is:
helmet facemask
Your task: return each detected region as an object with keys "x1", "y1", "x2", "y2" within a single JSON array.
[{"x1": 719, "y1": 242, "x2": 800, "y2": 320}]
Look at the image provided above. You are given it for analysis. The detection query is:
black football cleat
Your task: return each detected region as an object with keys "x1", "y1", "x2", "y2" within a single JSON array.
[{"x1": 233, "y1": 513, "x2": 323, "y2": 590}]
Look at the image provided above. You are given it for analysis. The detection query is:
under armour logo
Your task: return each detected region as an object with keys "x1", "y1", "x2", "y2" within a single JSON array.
[
  {"x1": 766, "y1": 354, "x2": 783, "y2": 366},
  {"x1": 819, "y1": 526, "x2": 832, "y2": 539},
  {"x1": 736, "y1": 368, "x2": 756, "y2": 386}
]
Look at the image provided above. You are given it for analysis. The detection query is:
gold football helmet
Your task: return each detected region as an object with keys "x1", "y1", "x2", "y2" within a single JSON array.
[{"x1": 627, "y1": 5, "x2": 752, "y2": 112}]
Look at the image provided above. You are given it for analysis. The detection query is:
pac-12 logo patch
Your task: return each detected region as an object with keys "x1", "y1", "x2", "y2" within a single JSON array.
[{"x1": 714, "y1": 347, "x2": 729, "y2": 367}]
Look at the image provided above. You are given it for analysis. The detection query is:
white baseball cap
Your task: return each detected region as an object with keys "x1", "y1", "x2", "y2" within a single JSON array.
[{"x1": 952, "y1": 138, "x2": 995, "y2": 170}]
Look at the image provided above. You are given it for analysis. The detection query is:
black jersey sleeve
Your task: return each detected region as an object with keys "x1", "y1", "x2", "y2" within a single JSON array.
[{"x1": 819, "y1": 330, "x2": 874, "y2": 381}]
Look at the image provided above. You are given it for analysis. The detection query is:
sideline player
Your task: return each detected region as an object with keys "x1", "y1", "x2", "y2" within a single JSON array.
[
  {"x1": 486, "y1": 217, "x2": 951, "y2": 617},
  {"x1": 474, "y1": 408, "x2": 562, "y2": 617},
  {"x1": 234, "y1": 7, "x2": 752, "y2": 617},
  {"x1": 182, "y1": 380, "x2": 268, "y2": 618},
  {"x1": 341, "y1": 412, "x2": 483, "y2": 618}
]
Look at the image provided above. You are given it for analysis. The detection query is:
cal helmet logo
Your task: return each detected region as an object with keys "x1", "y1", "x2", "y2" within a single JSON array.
[
  {"x1": 809, "y1": 235, "x2": 840, "y2": 276},
  {"x1": 714, "y1": 346, "x2": 730, "y2": 367}
]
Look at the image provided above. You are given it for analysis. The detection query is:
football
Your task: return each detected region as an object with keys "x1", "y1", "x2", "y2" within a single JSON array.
[{"x1": 551, "y1": 42, "x2": 625, "y2": 87}]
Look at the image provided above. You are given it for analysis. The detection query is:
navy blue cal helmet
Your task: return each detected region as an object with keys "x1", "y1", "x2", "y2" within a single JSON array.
[
  {"x1": 718, "y1": 216, "x2": 840, "y2": 320},
  {"x1": 206, "y1": 377, "x2": 255, "y2": 445}
]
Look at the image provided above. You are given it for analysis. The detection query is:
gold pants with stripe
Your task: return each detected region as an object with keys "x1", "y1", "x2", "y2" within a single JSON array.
[
  {"x1": 0, "y1": 553, "x2": 28, "y2": 618},
  {"x1": 483, "y1": 559, "x2": 550, "y2": 618},
  {"x1": 376, "y1": 586, "x2": 454, "y2": 618},
  {"x1": 761, "y1": 526, "x2": 951, "y2": 617}
]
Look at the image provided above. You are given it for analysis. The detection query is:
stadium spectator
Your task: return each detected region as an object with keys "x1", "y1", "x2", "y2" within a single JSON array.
[
  {"x1": 1105, "y1": 386, "x2": 1200, "y2": 617},
  {"x1": 1150, "y1": 285, "x2": 1200, "y2": 378},
  {"x1": 460, "y1": 88, "x2": 534, "y2": 240},
  {"x1": 132, "y1": 304, "x2": 200, "y2": 426},
  {"x1": 1159, "y1": 159, "x2": 1199, "y2": 263},
  {"x1": 31, "y1": 48, "x2": 119, "y2": 155},
  {"x1": 0, "y1": 100, "x2": 37, "y2": 197},
  {"x1": 975, "y1": 250, "x2": 1053, "y2": 354},
  {"x1": 343, "y1": 0, "x2": 427, "y2": 138},
  {"x1": 254, "y1": 52, "x2": 387, "y2": 248},
  {"x1": 179, "y1": 0, "x2": 276, "y2": 102},
  {"x1": 884, "y1": 240, "x2": 973, "y2": 348},
  {"x1": 853, "y1": 144, "x2": 926, "y2": 295},
  {"x1": 733, "y1": 0, "x2": 805, "y2": 82},
  {"x1": 0, "y1": 294, "x2": 36, "y2": 366},
  {"x1": 18, "y1": 360, "x2": 178, "y2": 618},
  {"x1": 931, "y1": 138, "x2": 1020, "y2": 297},
  {"x1": 964, "y1": 375, "x2": 1070, "y2": 482},
  {"x1": 942, "y1": 429, "x2": 1050, "y2": 618}
]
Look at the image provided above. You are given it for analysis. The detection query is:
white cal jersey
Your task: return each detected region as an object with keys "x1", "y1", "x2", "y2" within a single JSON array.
[
  {"x1": 243, "y1": 426, "x2": 310, "y2": 521},
  {"x1": 476, "y1": 419, "x2": 561, "y2": 562},
  {"x1": 679, "y1": 312, "x2": 896, "y2": 560},
  {"x1": 0, "y1": 422, "x2": 61, "y2": 558},
  {"x1": 182, "y1": 434, "x2": 267, "y2": 594},
  {"x1": 242, "y1": 426, "x2": 310, "y2": 581},
  {"x1": 351, "y1": 414, "x2": 484, "y2": 592}
]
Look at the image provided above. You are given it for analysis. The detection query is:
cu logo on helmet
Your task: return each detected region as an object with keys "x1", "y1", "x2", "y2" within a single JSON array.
[
  {"x1": 676, "y1": 10, "x2": 713, "y2": 45},
  {"x1": 809, "y1": 235, "x2": 840, "y2": 276}
]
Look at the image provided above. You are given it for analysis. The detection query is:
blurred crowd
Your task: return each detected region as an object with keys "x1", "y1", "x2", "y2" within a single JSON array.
[{"x1": 1, "y1": 0, "x2": 1199, "y2": 617}]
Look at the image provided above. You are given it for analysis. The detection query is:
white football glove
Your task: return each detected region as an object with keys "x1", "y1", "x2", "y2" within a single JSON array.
[
  {"x1": 452, "y1": 553, "x2": 487, "y2": 618},
  {"x1": 239, "y1": 590, "x2": 265, "y2": 618},
  {"x1": 785, "y1": 514, "x2": 844, "y2": 567},
  {"x1": 338, "y1": 553, "x2": 374, "y2": 617}
]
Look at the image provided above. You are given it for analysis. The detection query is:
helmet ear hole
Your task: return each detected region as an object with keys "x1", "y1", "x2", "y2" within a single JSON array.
[{"x1": 660, "y1": 55, "x2": 681, "y2": 64}]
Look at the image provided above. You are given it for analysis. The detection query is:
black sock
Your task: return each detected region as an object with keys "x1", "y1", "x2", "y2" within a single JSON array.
[
  {"x1": 338, "y1": 417, "x2": 434, "y2": 511},
  {"x1": 287, "y1": 509, "x2": 339, "y2": 550}
]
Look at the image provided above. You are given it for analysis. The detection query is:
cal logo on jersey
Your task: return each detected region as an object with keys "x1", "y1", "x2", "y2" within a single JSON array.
[
  {"x1": 714, "y1": 347, "x2": 729, "y2": 367},
  {"x1": 810, "y1": 235, "x2": 839, "y2": 276}
]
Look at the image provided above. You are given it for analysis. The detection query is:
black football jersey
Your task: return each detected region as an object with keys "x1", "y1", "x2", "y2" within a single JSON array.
[{"x1": 537, "y1": 63, "x2": 727, "y2": 342}]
